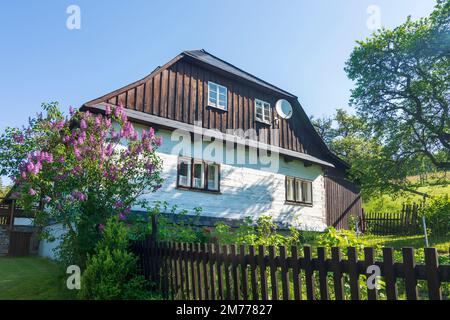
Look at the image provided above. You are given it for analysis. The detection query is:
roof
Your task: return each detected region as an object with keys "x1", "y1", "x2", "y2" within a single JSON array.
[
  {"x1": 82, "y1": 49, "x2": 350, "y2": 170},
  {"x1": 182, "y1": 49, "x2": 297, "y2": 99}
]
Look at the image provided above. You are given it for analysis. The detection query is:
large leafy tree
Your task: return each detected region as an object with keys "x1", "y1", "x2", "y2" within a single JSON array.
[
  {"x1": 0, "y1": 102, "x2": 163, "y2": 266},
  {"x1": 345, "y1": 0, "x2": 450, "y2": 173}
]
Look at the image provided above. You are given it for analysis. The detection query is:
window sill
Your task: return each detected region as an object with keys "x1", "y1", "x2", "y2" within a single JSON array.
[
  {"x1": 176, "y1": 186, "x2": 221, "y2": 195},
  {"x1": 255, "y1": 119, "x2": 271, "y2": 126},
  {"x1": 207, "y1": 104, "x2": 228, "y2": 112},
  {"x1": 284, "y1": 201, "x2": 313, "y2": 207}
]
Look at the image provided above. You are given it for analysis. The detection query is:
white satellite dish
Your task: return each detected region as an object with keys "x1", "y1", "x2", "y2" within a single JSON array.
[{"x1": 275, "y1": 99, "x2": 293, "y2": 119}]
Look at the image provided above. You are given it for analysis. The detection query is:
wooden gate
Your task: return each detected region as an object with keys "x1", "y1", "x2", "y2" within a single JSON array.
[{"x1": 9, "y1": 231, "x2": 32, "y2": 257}]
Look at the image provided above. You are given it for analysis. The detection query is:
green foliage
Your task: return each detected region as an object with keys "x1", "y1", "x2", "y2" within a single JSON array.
[
  {"x1": 210, "y1": 215, "x2": 301, "y2": 246},
  {"x1": 79, "y1": 217, "x2": 155, "y2": 300},
  {"x1": 420, "y1": 195, "x2": 450, "y2": 237},
  {"x1": 343, "y1": 0, "x2": 450, "y2": 194},
  {"x1": 317, "y1": 227, "x2": 364, "y2": 250}
]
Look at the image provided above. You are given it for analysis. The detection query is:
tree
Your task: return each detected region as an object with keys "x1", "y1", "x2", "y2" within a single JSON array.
[
  {"x1": 345, "y1": 0, "x2": 450, "y2": 172},
  {"x1": 312, "y1": 109, "x2": 428, "y2": 198},
  {"x1": 0, "y1": 102, "x2": 163, "y2": 267}
]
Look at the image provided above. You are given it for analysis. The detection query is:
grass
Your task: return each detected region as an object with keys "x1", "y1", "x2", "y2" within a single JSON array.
[
  {"x1": 0, "y1": 256, "x2": 76, "y2": 300},
  {"x1": 358, "y1": 234, "x2": 450, "y2": 255},
  {"x1": 363, "y1": 172, "x2": 450, "y2": 213}
]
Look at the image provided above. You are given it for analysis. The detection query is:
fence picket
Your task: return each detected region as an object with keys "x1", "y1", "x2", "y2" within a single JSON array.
[
  {"x1": 249, "y1": 245, "x2": 258, "y2": 300},
  {"x1": 331, "y1": 247, "x2": 344, "y2": 300},
  {"x1": 291, "y1": 246, "x2": 302, "y2": 300},
  {"x1": 189, "y1": 243, "x2": 197, "y2": 300},
  {"x1": 303, "y1": 246, "x2": 315, "y2": 300},
  {"x1": 279, "y1": 246, "x2": 290, "y2": 300},
  {"x1": 201, "y1": 243, "x2": 210, "y2": 300},
  {"x1": 382, "y1": 247, "x2": 398, "y2": 300},
  {"x1": 231, "y1": 244, "x2": 240, "y2": 300},
  {"x1": 347, "y1": 247, "x2": 360, "y2": 300},
  {"x1": 258, "y1": 245, "x2": 268, "y2": 300},
  {"x1": 215, "y1": 243, "x2": 224, "y2": 300},
  {"x1": 240, "y1": 245, "x2": 249, "y2": 300},
  {"x1": 208, "y1": 243, "x2": 216, "y2": 300},
  {"x1": 364, "y1": 247, "x2": 377, "y2": 300},
  {"x1": 223, "y1": 245, "x2": 232, "y2": 300},
  {"x1": 402, "y1": 248, "x2": 419, "y2": 300},
  {"x1": 424, "y1": 248, "x2": 442, "y2": 300},
  {"x1": 268, "y1": 246, "x2": 279, "y2": 300},
  {"x1": 317, "y1": 247, "x2": 329, "y2": 300}
]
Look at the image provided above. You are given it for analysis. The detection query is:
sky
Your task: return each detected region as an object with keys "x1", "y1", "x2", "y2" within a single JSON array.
[{"x1": 0, "y1": 0, "x2": 437, "y2": 133}]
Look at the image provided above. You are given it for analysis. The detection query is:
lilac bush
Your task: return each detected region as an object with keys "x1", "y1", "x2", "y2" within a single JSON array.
[{"x1": 0, "y1": 102, "x2": 163, "y2": 266}]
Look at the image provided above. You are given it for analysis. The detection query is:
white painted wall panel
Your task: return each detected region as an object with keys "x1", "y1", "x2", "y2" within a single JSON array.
[{"x1": 134, "y1": 127, "x2": 327, "y2": 231}]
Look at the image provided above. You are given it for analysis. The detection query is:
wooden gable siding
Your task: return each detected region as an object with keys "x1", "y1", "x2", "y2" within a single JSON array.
[
  {"x1": 102, "y1": 60, "x2": 322, "y2": 157},
  {"x1": 325, "y1": 175, "x2": 362, "y2": 229}
]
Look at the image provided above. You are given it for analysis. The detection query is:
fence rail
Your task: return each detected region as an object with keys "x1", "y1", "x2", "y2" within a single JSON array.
[
  {"x1": 131, "y1": 239, "x2": 450, "y2": 301},
  {"x1": 361, "y1": 203, "x2": 421, "y2": 235}
]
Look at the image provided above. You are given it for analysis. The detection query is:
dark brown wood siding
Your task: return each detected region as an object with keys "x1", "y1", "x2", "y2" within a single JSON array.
[
  {"x1": 325, "y1": 175, "x2": 362, "y2": 230},
  {"x1": 102, "y1": 60, "x2": 324, "y2": 158}
]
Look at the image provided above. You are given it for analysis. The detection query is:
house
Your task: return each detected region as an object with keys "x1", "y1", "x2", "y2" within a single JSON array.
[{"x1": 80, "y1": 49, "x2": 361, "y2": 231}]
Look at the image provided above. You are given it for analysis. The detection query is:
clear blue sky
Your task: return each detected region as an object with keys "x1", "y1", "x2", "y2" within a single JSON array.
[{"x1": 0, "y1": 0, "x2": 436, "y2": 133}]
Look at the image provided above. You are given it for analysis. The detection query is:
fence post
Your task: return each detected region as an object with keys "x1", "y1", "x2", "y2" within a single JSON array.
[
  {"x1": 424, "y1": 248, "x2": 442, "y2": 300},
  {"x1": 151, "y1": 214, "x2": 158, "y2": 242}
]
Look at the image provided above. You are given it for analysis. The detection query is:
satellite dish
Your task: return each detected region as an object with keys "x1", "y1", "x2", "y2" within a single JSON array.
[{"x1": 275, "y1": 99, "x2": 293, "y2": 119}]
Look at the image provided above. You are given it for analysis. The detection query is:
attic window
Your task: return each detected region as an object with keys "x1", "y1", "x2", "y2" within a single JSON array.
[
  {"x1": 208, "y1": 82, "x2": 227, "y2": 110},
  {"x1": 255, "y1": 99, "x2": 271, "y2": 124}
]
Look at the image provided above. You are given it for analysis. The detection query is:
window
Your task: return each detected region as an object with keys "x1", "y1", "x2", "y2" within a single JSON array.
[
  {"x1": 193, "y1": 161, "x2": 205, "y2": 189},
  {"x1": 177, "y1": 157, "x2": 220, "y2": 193},
  {"x1": 207, "y1": 163, "x2": 220, "y2": 191},
  {"x1": 178, "y1": 158, "x2": 191, "y2": 187},
  {"x1": 255, "y1": 99, "x2": 271, "y2": 124},
  {"x1": 208, "y1": 82, "x2": 228, "y2": 110},
  {"x1": 285, "y1": 176, "x2": 313, "y2": 205}
]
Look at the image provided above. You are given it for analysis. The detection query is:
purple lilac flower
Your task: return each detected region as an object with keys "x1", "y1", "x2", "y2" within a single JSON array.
[
  {"x1": 80, "y1": 119, "x2": 88, "y2": 130},
  {"x1": 28, "y1": 188, "x2": 37, "y2": 196}
]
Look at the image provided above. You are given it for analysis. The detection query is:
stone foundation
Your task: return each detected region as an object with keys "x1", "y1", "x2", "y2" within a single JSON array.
[{"x1": 0, "y1": 226, "x2": 9, "y2": 256}]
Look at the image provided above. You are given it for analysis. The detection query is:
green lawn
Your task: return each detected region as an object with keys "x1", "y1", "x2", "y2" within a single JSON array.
[
  {"x1": 358, "y1": 234, "x2": 450, "y2": 255},
  {"x1": 0, "y1": 256, "x2": 76, "y2": 300}
]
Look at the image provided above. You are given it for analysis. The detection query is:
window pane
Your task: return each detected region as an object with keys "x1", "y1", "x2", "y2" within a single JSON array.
[
  {"x1": 219, "y1": 94, "x2": 227, "y2": 109},
  {"x1": 295, "y1": 179, "x2": 302, "y2": 202},
  {"x1": 207, "y1": 164, "x2": 219, "y2": 191},
  {"x1": 302, "y1": 181, "x2": 312, "y2": 204},
  {"x1": 264, "y1": 103, "x2": 271, "y2": 121},
  {"x1": 286, "y1": 177, "x2": 295, "y2": 201},
  {"x1": 178, "y1": 160, "x2": 191, "y2": 187},
  {"x1": 209, "y1": 96, "x2": 217, "y2": 106},
  {"x1": 193, "y1": 162, "x2": 205, "y2": 189},
  {"x1": 209, "y1": 82, "x2": 217, "y2": 93},
  {"x1": 218, "y1": 86, "x2": 226, "y2": 95}
]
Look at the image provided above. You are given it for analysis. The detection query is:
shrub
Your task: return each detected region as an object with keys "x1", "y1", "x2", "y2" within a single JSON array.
[
  {"x1": 420, "y1": 195, "x2": 450, "y2": 238},
  {"x1": 79, "y1": 217, "x2": 154, "y2": 300},
  {"x1": 317, "y1": 226, "x2": 364, "y2": 250}
]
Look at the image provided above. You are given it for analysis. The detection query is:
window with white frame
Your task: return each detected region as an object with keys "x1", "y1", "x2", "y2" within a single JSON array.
[
  {"x1": 255, "y1": 99, "x2": 271, "y2": 123},
  {"x1": 285, "y1": 176, "x2": 313, "y2": 205},
  {"x1": 208, "y1": 81, "x2": 228, "y2": 110},
  {"x1": 177, "y1": 157, "x2": 220, "y2": 192},
  {"x1": 178, "y1": 158, "x2": 191, "y2": 187},
  {"x1": 207, "y1": 163, "x2": 220, "y2": 191}
]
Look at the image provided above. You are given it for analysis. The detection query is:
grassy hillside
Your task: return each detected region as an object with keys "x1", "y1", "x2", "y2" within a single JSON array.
[{"x1": 363, "y1": 172, "x2": 450, "y2": 213}]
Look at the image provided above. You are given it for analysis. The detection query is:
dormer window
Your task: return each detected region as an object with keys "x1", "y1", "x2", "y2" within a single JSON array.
[
  {"x1": 208, "y1": 82, "x2": 228, "y2": 110},
  {"x1": 255, "y1": 99, "x2": 271, "y2": 124}
]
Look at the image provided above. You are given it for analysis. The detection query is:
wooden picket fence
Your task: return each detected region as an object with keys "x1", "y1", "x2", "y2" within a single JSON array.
[
  {"x1": 360, "y1": 203, "x2": 421, "y2": 235},
  {"x1": 130, "y1": 238, "x2": 450, "y2": 300}
]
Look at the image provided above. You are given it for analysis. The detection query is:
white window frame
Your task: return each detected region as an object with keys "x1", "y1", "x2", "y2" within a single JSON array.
[
  {"x1": 208, "y1": 81, "x2": 228, "y2": 111},
  {"x1": 285, "y1": 176, "x2": 313, "y2": 205},
  {"x1": 255, "y1": 99, "x2": 271, "y2": 124}
]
